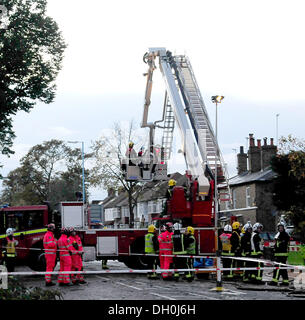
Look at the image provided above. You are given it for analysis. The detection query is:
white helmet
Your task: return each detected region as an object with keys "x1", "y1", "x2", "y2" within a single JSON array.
[
  {"x1": 6, "y1": 228, "x2": 14, "y2": 236},
  {"x1": 277, "y1": 222, "x2": 285, "y2": 231},
  {"x1": 243, "y1": 222, "x2": 252, "y2": 232},
  {"x1": 173, "y1": 223, "x2": 182, "y2": 231},
  {"x1": 253, "y1": 222, "x2": 263, "y2": 232},
  {"x1": 224, "y1": 224, "x2": 232, "y2": 232}
]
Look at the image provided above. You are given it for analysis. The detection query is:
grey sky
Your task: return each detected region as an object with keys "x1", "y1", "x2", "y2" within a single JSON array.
[{"x1": 1, "y1": 0, "x2": 305, "y2": 201}]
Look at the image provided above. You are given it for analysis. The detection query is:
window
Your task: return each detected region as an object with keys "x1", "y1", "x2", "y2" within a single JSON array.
[
  {"x1": 246, "y1": 187, "x2": 251, "y2": 208},
  {"x1": 0, "y1": 210, "x2": 45, "y2": 232}
]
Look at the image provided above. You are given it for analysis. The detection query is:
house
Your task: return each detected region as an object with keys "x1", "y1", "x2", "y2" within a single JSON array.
[
  {"x1": 220, "y1": 134, "x2": 278, "y2": 232},
  {"x1": 102, "y1": 172, "x2": 187, "y2": 229}
]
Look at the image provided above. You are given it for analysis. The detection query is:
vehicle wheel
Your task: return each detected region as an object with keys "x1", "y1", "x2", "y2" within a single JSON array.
[
  {"x1": 28, "y1": 248, "x2": 46, "y2": 271},
  {"x1": 123, "y1": 236, "x2": 152, "y2": 270}
]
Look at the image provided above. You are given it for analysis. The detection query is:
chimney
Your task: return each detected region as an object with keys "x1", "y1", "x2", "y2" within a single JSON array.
[
  {"x1": 248, "y1": 133, "x2": 261, "y2": 173},
  {"x1": 107, "y1": 188, "x2": 116, "y2": 197},
  {"x1": 262, "y1": 137, "x2": 277, "y2": 170},
  {"x1": 237, "y1": 146, "x2": 248, "y2": 175}
]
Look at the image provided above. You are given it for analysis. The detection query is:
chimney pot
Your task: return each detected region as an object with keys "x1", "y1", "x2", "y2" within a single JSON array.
[
  {"x1": 240, "y1": 146, "x2": 244, "y2": 154},
  {"x1": 257, "y1": 139, "x2": 261, "y2": 148},
  {"x1": 249, "y1": 133, "x2": 255, "y2": 147},
  {"x1": 270, "y1": 138, "x2": 274, "y2": 146}
]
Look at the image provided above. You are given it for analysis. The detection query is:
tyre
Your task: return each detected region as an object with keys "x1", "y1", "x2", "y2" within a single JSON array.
[{"x1": 28, "y1": 246, "x2": 46, "y2": 271}]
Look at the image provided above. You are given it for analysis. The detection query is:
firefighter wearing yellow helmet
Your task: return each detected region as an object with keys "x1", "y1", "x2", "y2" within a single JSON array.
[
  {"x1": 184, "y1": 226, "x2": 196, "y2": 281},
  {"x1": 231, "y1": 221, "x2": 242, "y2": 279},
  {"x1": 145, "y1": 224, "x2": 159, "y2": 279}
]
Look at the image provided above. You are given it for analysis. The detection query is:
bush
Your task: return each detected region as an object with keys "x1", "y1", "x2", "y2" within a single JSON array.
[{"x1": 0, "y1": 277, "x2": 63, "y2": 300}]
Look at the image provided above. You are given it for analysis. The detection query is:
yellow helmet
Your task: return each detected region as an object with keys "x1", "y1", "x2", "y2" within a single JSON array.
[
  {"x1": 168, "y1": 179, "x2": 176, "y2": 187},
  {"x1": 241, "y1": 226, "x2": 245, "y2": 234},
  {"x1": 148, "y1": 224, "x2": 156, "y2": 233},
  {"x1": 186, "y1": 226, "x2": 195, "y2": 235},
  {"x1": 129, "y1": 141, "x2": 134, "y2": 148},
  {"x1": 232, "y1": 222, "x2": 240, "y2": 230}
]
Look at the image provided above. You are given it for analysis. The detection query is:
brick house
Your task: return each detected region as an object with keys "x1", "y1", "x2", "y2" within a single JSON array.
[{"x1": 220, "y1": 134, "x2": 279, "y2": 232}]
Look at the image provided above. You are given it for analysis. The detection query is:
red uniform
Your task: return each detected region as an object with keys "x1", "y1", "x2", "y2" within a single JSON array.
[
  {"x1": 57, "y1": 234, "x2": 74, "y2": 284},
  {"x1": 68, "y1": 234, "x2": 84, "y2": 283},
  {"x1": 158, "y1": 230, "x2": 173, "y2": 279},
  {"x1": 43, "y1": 231, "x2": 57, "y2": 284}
]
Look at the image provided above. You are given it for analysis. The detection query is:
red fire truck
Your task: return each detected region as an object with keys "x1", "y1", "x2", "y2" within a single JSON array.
[
  {"x1": 0, "y1": 205, "x2": 50, "y2": 271},
  {"x1": 0, "y1": 48, "x2": 229, "y2": 272}
]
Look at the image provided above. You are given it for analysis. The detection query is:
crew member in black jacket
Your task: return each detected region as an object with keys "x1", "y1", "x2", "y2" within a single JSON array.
[{"x1": 269, "y1": 223, "x2": 290, "y2": 286}]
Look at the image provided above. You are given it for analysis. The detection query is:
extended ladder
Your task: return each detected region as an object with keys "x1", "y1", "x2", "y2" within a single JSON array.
[{"x1": 173, "y1": 55, "x2": 232, "y2": 205}]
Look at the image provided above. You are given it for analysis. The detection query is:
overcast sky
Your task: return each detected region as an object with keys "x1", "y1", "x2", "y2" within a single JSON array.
[{"x1": 1, "y1": 0, "x2": 305, "y2": 201}]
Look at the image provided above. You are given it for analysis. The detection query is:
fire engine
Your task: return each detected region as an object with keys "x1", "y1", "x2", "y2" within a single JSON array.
[{"x1": 0, "y1": 48, "x2": 231, "y2": 272}]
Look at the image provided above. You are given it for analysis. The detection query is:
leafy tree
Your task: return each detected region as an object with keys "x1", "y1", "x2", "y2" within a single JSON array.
[
  {"x1": 0, "y1": 0, "x2": 66, "y2": 170},
  {"x1": 271, "y1": 135, "x2": 305, "y2": 241},
  {"x1": 0, "y1": 140, "x2": 90, "y2": 206}
]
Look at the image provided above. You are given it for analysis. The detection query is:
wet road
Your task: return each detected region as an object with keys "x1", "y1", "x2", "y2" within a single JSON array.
[{"x1": 15, "y1": 260, "x2": 305, "y2": 301}]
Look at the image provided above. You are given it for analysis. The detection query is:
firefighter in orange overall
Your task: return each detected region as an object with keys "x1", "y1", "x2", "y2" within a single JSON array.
[
  {"x1": 68, "y1": 227, "x2": 86, "y2": 285},
  {"x1": 43, "y1": 223, "x2": 57, "y2": 286},
  {"x1": 57, "y1": 227, "x2": 74, "y2": 286},
  {"x1": 158, "y1": 222, "x2": 174, "y2": 281}
]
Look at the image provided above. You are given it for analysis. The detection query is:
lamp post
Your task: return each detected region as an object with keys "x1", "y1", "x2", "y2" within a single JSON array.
[
  {"x1": 67, "y1": 141, "x2": 85, "y2": 204},
  {"x1": 276, "y1": 113, "x2": 280, "y2": 146},
  {"x1": 211, "y1": 95, "x2": 224, "y2": 292}
]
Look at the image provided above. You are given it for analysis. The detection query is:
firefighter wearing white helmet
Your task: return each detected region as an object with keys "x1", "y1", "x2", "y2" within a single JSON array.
[
  {"x1": 2, "y1": 228, "x2": 18, "y2": 273},
  {"x1": 145, "y1": 224, "x2": 159, "y2": 279},
  {"x1": 219, "y1": 224, "x2": 234, "y2": 279},
  {"x1": 241, "y1": 222, "x2": 252, "y2": 282},
  {"x1": 250, "y1": 222, "x2": 264, "y2": 284},
  {"x1": 269, "y1": 222, "x2": 290, "y2": 286}
]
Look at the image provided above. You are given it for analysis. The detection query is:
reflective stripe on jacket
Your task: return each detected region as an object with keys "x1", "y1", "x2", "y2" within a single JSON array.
[
  {"x1": 158, "y1": 231, "x2": 173, "y2": 258},
  {"x1": 220, "y1": 233, "x2": 232, "y2": 254},
  {"x1": 185, "y1": 235, "x2": 196, "y2": 255},
  {"x1": 57, "y1": 234, "x2": 74, "y2": 257},
  {"x1": 43, "y1": 231, "x2": 57, "y2": 255},
  {"x1": 145, "y1": 233, "x2": 156, "y2": 254},
  {"x1": 68, "y1": 235, "x2": 83, "y2": 255},
  {"x1": 6, "y1": 237, "x2": 16, "y2": 257}
]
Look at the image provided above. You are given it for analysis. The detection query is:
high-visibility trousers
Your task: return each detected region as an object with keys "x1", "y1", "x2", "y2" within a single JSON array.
[
  {"x1": 58, "y1": 255, "x2": 72, "y2": 284},
  {"x1": 159, "y1": 254, "x2": 173, "y2": 279},
  {"x1": 45, "y1": 253, "x2": 56, "y2": 283},
  {"x1": 71, "y1": 254, "x2": 84, "y2": 282}
]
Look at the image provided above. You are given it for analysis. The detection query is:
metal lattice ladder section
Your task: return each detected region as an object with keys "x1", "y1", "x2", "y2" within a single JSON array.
[
  {"x1": 161, "y1": 94, "x2": 175, "y2": 162},
  {"x1": 174, "y1": 55, "x2": 232, "y2": 205}
]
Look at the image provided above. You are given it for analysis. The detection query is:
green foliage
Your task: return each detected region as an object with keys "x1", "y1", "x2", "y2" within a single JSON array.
[
  {"x1": 272, "y1": 135, "x2": 305, "y2": 241},
  {"x1": 0, "y1": 277, "x2": 63, "y2": 300},
  {"x1": 0, "y1": 140, "x2": 90, "y2": 207},
  {"x1": 0, "y1": 0, "x2": 66, "y2": 168}
]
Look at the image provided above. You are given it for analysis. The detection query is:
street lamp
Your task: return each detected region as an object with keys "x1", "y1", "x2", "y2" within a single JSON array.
[
  {"x1": 67, "y1": 141, "x2": 86, "y2": 204},
  {"x1": 211, "y1": 95, "x2": 224, "y2": 292},
  {"x1": 276, "y1": 113, "x2": 280, "y2": 146}
]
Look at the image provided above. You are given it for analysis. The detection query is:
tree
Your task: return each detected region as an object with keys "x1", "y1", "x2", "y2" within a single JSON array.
[
  {"x1": 0, "y1": 0, "x2": 66, "y2": 170},
  {"x1": 271, "y1": 135, "x2": 305, "y2": 241},
  {"x1": 90, "y1": 121, "x2": 150, "y2": 227},
  {"x1": 0, "y1": 140, "x2": 90, "y2": 207}
]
